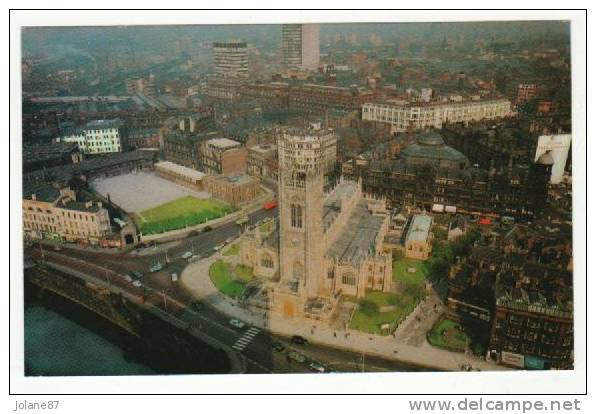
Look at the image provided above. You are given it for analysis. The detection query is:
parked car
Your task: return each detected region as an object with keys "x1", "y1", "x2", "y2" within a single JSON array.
[
  {"x1": 132, "y1": 280, "x2": 142, "y2": 288},
  {"x1": 170, "y1": 272, "x2": 178, "y2": 282},
  {"x1": 52, "y1": 245, "x2": 62, "y2": 251},
  {"x1": 149, "y1": 263, "x2": 163, "y2": 273},
  {"x1": 124, "y1": 274, "x2": 133, "y2": 283},
  {"x1": 291, "y1": 335, "x2": 308, "y2": 345},
  {"x1": 271, "y1": 340, "x2": 285, "y2": 352},
  {"x1": 309, "y1": 362, "x2": 326, "y2": 373},
  {"x1": 287, "y1": 351, "x2": 306, "y2": 363},
  {"x1": 214, "y1": 243, "x2": 225, "y2": 252},
  {"x1": 188, "y1": 254, "x2": 201, "y2": 263},
  {"x1": 229, "y1": 319, "x2": 245, "y2": 329},
  {"x1": 191, "y1": 301, "x2": 203, "y2": 311},
  {"x1": 181, "y1": 251, "x2": 193, "y2": 259},
  {"x1": 203, "y1": 226, "x2": 213, "y2": 233}
]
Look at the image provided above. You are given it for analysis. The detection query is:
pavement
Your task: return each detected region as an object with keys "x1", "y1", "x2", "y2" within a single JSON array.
[{"x1": 181, "y1": 248, "x2": 509, "y2": 373}]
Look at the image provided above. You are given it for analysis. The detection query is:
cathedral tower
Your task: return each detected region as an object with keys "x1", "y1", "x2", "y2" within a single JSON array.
[{"x1": 277, "y1": 126, "x2": 332, "y2": 299}]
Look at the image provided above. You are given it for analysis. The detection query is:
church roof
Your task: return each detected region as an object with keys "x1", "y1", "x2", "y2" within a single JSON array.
[{"x1": 326, "y1": 200, "x2": 385, "y2": 266}]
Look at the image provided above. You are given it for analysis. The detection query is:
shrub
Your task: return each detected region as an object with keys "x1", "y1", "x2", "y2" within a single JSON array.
[{"x1": 359, "y1": 300, "x2": 380, "y2": 317}]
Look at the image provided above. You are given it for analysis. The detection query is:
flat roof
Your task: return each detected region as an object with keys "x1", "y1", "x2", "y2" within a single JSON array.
[
  {"x1": 155, "y1": 161, "x2": 206, "y2": 181},
  {"x1": 206, "y1": 137, "x2": 242, "y2": 149}
]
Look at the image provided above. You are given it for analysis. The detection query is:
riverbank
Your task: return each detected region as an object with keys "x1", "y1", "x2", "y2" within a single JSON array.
[{"x1": 24, "y1": 277, "x2": 230, "y2": 376}]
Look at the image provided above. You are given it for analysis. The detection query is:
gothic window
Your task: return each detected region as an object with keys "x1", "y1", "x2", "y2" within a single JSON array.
[
  {"x1": 261, "y1": 253, "x2": 274, "y2": 268},
  {"x1": 342, "y1": 272, "x2": 356, "y2": 286},
  {"x1": 291, "y1": 204, "x2": 303, "y2": 229}
]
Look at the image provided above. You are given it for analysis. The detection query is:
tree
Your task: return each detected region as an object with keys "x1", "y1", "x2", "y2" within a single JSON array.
[{"x1": 359, "y1": 300, "x2": 380, "y2": 317}]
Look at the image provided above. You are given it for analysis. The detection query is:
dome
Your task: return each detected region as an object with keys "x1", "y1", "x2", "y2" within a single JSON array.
[
  {"x1": 416, "y1": 131, "x2": 445, "y2": 146},
  {"x1": 536, "y1": 152, "x2": 554, "y2": 165},
  {"x1": 401, "y1": 131, "x2": 468, "y2": 166}
]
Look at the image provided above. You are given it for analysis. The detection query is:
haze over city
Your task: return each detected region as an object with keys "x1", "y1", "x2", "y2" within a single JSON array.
[{"x1": 18, "y1": 17, "x2": 575, "y2": 385}]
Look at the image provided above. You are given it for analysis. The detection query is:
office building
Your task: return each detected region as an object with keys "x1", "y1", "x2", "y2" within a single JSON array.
[{"x1": 281, "y1": 24, "x2": 320, "y2": 70}]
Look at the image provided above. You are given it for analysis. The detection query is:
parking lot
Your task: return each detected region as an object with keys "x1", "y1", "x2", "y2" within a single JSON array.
[{"x1": 91, "y1": 171, "x2": 211, "y2": 213}]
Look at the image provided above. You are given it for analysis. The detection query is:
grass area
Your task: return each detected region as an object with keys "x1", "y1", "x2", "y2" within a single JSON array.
[
  {"x1": 427, "y1": 317, "x2": 469, "y2": 352},
  {"x1": 134, "y1": 196, "x2": 233, "y2": 235},
  {"x1": 222, "y1": 243, "x2": 240, "y2": 256},
  {"x1": 392, "y1": 257, "x2": 429, "y2": 286},
  {"x1": 208, "y1": 260, "x2": 253, "y2": 298},
  {"x1": 349, "y1": 257, "x2": 431, "y2": 336},
  {"x1": 350, "y1": 290, "x2": 420, "y2": 335}
]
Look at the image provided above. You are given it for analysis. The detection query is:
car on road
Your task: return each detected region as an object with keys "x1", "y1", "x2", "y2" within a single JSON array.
[
  {"x1": 149, "y1": 263, "x2": 163, "y2": 273},
  {"x1": 287, "y1": 351, "x2": 306, "y2": 363},
  {"x1": 132, "y1": 280, "x2": 142, "y2": 288},
  {"x1": 291, "y1": 335, "x2": 308, "y2": 345},
  {"x1": 124, "y1": 274, "x2": 133, "y2": 283},
  {"x1": 203, "y1": 226, "x2": 213, "y2": 233},
  {"x1": 309, "y1": 362, "x2": 326, "y2": 373},
  {"x1": 271, "y1": 340, "x2": 285, "y2": 352},
  {"x1": 181, "y1": 251, "x2": 193, "y2": 259},
  {"x1": 187, "y1": 254, "x2": 202, "y2": 263},
  {"x1": 52, "y1": 245, "x2": 62, "y2": 251},
  {"x1": 191, "y1": 301, "x2": 203, "y2": 311},
  {"x1": 214, "y1": 243, "x2": 225, "y2": 252},
  {"x1": 229, "y1": 319, "x2": 245, "y2": 329}
]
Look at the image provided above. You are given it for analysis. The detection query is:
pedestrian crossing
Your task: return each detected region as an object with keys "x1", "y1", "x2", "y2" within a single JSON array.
[{"x1": 232, "y1": 327, "x2": 261, "y2": 351}]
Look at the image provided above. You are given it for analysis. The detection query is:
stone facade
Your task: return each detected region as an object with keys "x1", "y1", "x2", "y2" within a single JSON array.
[{"x1": 239, "y1": 126, "x2": 393, "y2": 321}]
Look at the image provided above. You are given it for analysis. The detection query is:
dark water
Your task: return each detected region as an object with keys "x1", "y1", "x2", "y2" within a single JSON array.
[
  {"x1": 24, "y1": 280, "x2": 229, "y2": 376},
  {"x1": 24, "y1": 302, "x2": 158, "y2": 376}
]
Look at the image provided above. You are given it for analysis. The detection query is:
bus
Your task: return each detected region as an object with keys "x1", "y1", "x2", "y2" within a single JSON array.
[{"x1": 263, "y1": 200, "x2": 278, "y2": 210}]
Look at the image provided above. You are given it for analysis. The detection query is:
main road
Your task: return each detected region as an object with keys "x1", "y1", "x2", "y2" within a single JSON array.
[{"x1": 28, "y1": 207, "x2": 424, "y2": 374}]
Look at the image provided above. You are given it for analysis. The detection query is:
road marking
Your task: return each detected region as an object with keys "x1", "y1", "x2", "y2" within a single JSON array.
[{"x1": 231, "y1": 327, "x2": 261, "y2": 351}]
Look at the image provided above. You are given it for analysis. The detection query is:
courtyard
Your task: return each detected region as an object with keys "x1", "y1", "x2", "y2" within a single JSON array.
[{"x1": 91, "y1": 171, "x2": 211, "y2": 213}]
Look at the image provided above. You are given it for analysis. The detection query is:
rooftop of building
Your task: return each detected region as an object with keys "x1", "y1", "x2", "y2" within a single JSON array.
[
  {"x1": 209, "y1": 174, "x2": 257, "y2": 186},
  {"x1": 84, "y1": 119, "x2": 125, "y2": 130},
  {"x1": 405, "y1": 214, "x2": 432, "y2": 243},
  {"x1": 23, "y1": 141, "x2": 79, "y2": 165},
  {"x1": 23, "y1": 182, "x2": 61, "y2": 203},
  {"x1": 59, "y1": 199, "x2": 103, "y2": 213},
  {"x1": 206, "y1": 137, "x2": 242, "y2": 149},
  {"x1": 326, "y1": 200, "x2": 386, "y2": 266},
  {"x1": 323, "y1": 180, "x2": 360, "y2": 231},
  {"x1": 155, "y1": 161, "x2": 206, "y2": 180},
  {"x1": 23, "y1": 149, "x2": 156, "y2": 184},
  {"x1": 400, "y1": 131, "x2": 469, "y2": 163}
]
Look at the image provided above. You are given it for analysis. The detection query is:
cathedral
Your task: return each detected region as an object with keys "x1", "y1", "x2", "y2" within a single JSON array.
[{"x1": 239, "y1": 126, "x2": 393, "y2": 320}]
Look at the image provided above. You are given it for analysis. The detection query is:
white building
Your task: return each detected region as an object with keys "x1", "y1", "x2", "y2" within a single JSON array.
[
  {"x1": 534, "y1": 134, "x2": 571, "y2": 184},
  {"x1": 281, "y1": 24, "x2": 320, "y2": 71},
  {"x1": 212, "y1": 40, "x2": 249, "y2": 79},
  {"x1": 59, "y1": 119, "x2": 127, "y2": 154},
  {"x1": 362, "y1": 98, "x2": 512, "y2": 133},
  {"x1": 277, "y1": 123, "x2": 337, "y2": 173}
]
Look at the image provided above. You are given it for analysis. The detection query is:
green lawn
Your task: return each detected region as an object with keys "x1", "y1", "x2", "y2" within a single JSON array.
[
  {"x1": 349, "y1": 257, "x2": 431, "y2": 336},
  {"x1": 222, "y1": 243, "x2": 240, "y2": 256},
  {"x1": 427, "y1": 317, "x2": 468, "y2": 352},
  {"x1": 350, "y1": 291, "x2": 420, "y2": 335},
  {"x1": 392, "y1": 258, "x2": 429, "y2": 286},
  {"x1": 134, "y1": 196, "x2": 233, "y2": 235},
  {"x1": 208, "y1": 260, "x2": 253, "y2": 298}
]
